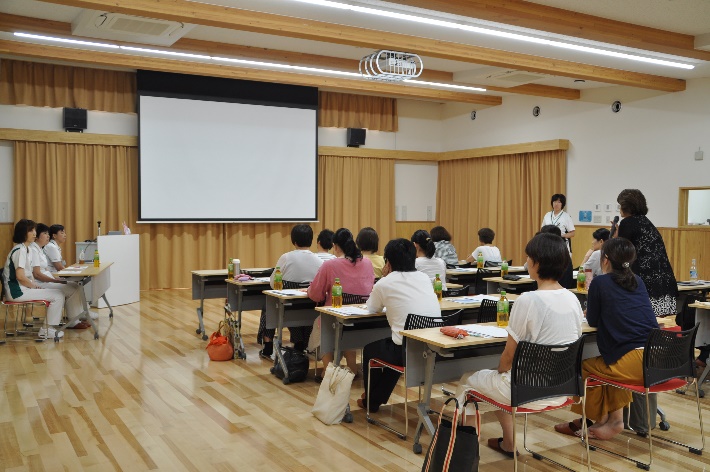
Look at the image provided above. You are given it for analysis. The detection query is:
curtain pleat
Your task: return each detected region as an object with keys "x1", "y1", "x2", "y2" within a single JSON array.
[
  {"x1": 318, "y1": 91, "x2": 398, "y2": 131},
  {"x1": 437, "y1": 150, "x2": 566, "y2": 266},
  {"x1": 0, "y1": 59, "x2": 136, "y2": 113},
  {"x1": 13, "y1": 143, "x2": 396, "y2": 289}
]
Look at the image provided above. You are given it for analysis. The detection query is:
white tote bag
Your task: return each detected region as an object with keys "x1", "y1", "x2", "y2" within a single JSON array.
[{"x1": 311, "y1": 363, "x2": 355, "y2": 425}]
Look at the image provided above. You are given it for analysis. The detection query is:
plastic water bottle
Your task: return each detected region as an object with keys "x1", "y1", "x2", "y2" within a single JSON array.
[
  {"x1": 501, "y1": 259, "x2": 508, "y2": 276},
  {"x1": 690, "y1": 259, "x2": 698, "y2": 281},
  {"x1": 79, "y1": 248, "x2": 85, "y2": 264},
  {"x1": 496, "y1": 291, "x2": 509, "y2": 327},
  {"x1": 273, "y1": 266, "x2": 283, "y2": 290},
  {"x1": 233, "y1": 258, "x2": 240, "y2": 279},
  {"x1": 433, "y1": 274, "x2": 443, "y2": 301},
  {"x1": 577, "y1": 266, "x2": 586, "y2": 291},
  {"x1": 93, "y1": 249, "x2": 100, "y2": 268},
  {"x1": 477, "y1": 252, "x2": 484, "y2": 269},
  {"x1": 227, "y1": 258, "x2": 234, "y2": 279},
  {"x1": 332, "y1": 278, "x2": 343, "y2": 308}
]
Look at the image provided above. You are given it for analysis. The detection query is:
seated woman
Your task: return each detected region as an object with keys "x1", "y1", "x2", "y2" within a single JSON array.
[
  {"x1": 466, "y1": 227, "x2": 503, "y2": 265},
  {"x1": 411, "y1": 229, "x2": 447, "y2": 290},
  {"x1": 258, "y1": 224, "x2": 323, "y2": 358},
  {"x1": 456, "y1": 232, "x2": 583, "y2": 458},
  {"x1": 44, "y1": 224, "x2": 68, "y2": 273},
  {"x1": 555, "y1": 238, "x2": 658, "y2": 441},
  {"x1": 356, "y1": 227, "x2": 385, "y2": 278},
  {"x1": 30, "y1": 223, "x2": 90, "y2": 328},
  {"x1": 315, "y1": 229, "x2": 337, "y2": 262},
  {"x1": 538, "y1": 225, "x2": 575, "y2": 289},
  {"x1": 431, "y1": 225, "x2": 458, "y2": 266},
  {"x1": 308, "y1": 228, "x2": 374, "y2": 374},
  {"x1": 3, "y1": 219, "x2": 66, "y2": 340},
  {"x1": 358, "y1": 238, "x2": 441, "y2": 412},
  {"x1": 581, "y1": 228, "x2": 610, "y2": 277}
]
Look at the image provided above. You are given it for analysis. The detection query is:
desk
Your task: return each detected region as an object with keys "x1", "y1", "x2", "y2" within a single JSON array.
[
  {"x1": 225, "y1": 277, "x2": 271, "y2": 359},
  {"x1": 445, "y1": 266, "x2": 526, "y2": 290},
  {"x1": 402, "y1": 317, "x2": 674, "y2": 453},
  {"x1": 264, "y1": 290, "x2": 319, "y2": 384},
  {"x1": 191, "y1": 269, "x2": 228, "y2": 341},
  {"x1": 56, "y1": 263, "x2": 113, "y2": 341},
  {"x1": 483, "y1": 275, "x2": 536, "y2": 294},
  {"x1": 690, "y1": 302, "x2": 710, "y2": 395}
]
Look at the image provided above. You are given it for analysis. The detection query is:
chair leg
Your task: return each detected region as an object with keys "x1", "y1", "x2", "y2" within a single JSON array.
[
  {"x1": 523, "y1": 411, "x2": 588, "y2": 471},
  {"x1": 365, "y1": 362, "x2": 406, "y2": 440}
]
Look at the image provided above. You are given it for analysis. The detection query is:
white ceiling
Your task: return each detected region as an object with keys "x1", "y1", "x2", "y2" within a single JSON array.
[{"x1": 1, "y1": 0, "x2": 710, "y2": 95}]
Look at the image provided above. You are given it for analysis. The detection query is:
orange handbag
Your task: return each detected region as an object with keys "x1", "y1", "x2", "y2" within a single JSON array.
[{"x1": 206, "y1": 321, "x2": 234, "y2": 361}]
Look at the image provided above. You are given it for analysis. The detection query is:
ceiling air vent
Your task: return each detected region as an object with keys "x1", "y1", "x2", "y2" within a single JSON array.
[
  {"x1": 72, "y1": 11, "x2": 195, "y2": 46},
  {"x1": 454, "y1": 67, "x2": 549, "y2": 88}
]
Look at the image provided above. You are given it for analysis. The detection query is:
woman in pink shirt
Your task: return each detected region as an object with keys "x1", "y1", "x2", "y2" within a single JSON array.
[{"x1": 308, "y1": 228, "x2": 374, "y2": 375}]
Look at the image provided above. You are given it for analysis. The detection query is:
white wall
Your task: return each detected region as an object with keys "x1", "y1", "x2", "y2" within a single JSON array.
[
  {"x1": 441, "y1": 78, "x2": 710, "y2": 228},
  {"x1": 688, "y1": 189, "x2": 710, "y2": 225},
  {"x1": 395, "y1": 161, "x2": 438, "y2": 221}
]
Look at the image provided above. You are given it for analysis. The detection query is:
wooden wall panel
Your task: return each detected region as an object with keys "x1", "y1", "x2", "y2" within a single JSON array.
[
  {"x1": 394, "y1": 221, "x2": 437, "y2": 240},
  {"x1": 0, "y1": 223, "x2": 13, "y2": 266}
]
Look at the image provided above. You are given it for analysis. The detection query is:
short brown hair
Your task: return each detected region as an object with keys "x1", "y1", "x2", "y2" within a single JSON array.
[
  {"x1": 617, "y1": 189, "x2": 648, "y2": 216},
  {"x1": 478, "y1": 227, "x2": 495, "y2": 244}
]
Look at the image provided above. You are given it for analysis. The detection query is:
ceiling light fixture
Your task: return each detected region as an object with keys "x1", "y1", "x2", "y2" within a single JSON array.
[
  {"x1": 289, "y1": 0, "x2": 695, "y2": 70},
  {"x1": 12, "y1": 32, "x2": 485, "y2": 93}
]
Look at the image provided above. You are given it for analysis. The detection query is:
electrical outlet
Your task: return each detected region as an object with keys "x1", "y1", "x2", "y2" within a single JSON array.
[
  {"x1": 401, "y1": 206, "x2": 407, "y2": 221},
  {"x1": 427, "y1": 206, "x2": 432, "y2": 221},
  {"x1": 594, "y1": 203, "x2": 601, "y2": 212},
  {"x1": 0, "y1": 202, "x2": 8, "y2": 222}
]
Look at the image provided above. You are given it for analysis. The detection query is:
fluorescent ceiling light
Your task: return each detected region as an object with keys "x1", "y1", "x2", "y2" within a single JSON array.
[
  {"x1": 12, "y1": 32, "x2": 485, "y2": 92},
  {"x1": 289, "y1": 0, "x2": 696, "y2": 70},
  {"x1": 14, "y1": 32, "x2": 119, "y2": 49}
]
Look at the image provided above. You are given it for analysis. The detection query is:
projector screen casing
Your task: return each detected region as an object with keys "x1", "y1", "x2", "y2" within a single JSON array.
[{"x1": 137, "y1": 71, "x2": 318, "y2": 222}]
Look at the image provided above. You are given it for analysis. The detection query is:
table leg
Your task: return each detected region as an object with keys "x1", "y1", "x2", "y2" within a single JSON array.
[
  {"x1": 236, "y1": 287, "x2": 246, "y2": 360},
  {"x1": 333, "y1": 320, "x2": 344, "y2": 365},
  {"x1": 101, "y1": 294, "x2": 114, "y2": 318},
  {"x1": 271, "y1": 300, "x2": 291, "y2": 384},
  {"x1": 196, "y1": 277, "x2": 208, "y2": 341},
  {"x1": 56, "y1": 276, "x2": 98, "y2": 340},
  {"x1": 413, "y1": 348, "x2": 438, "y2": 448}
]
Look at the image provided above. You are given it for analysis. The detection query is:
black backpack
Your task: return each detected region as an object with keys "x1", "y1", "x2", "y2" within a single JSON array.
[{"x1": 271, "y1": 346, "x2": 310, "y2": 384}]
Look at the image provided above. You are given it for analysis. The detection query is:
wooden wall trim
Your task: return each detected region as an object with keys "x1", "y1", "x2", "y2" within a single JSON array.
[
  {"x1": 0, "y1": 128, "x2": 138, "y2": 146},
  {"x1": 318, "y1": 146, "x2": 437, "y2": 161},
  {"x1": 438, "y1": 139, "x2": 570, "y2": 161}
]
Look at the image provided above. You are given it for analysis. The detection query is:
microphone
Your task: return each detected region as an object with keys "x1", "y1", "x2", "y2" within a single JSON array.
[{"x1": 610, "y1": 215, "x2": 620, "y2": 237}]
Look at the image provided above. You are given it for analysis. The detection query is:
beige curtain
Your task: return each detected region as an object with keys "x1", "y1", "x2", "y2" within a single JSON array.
[
  {"x1": 13, "y1": 142, "x2": 396, "y2": 289},
  {"x1": 437, "y1": 150, "x2": 566, "y2": 266},
  {"x1": 319, "y1": 91, "x2": 398, "y2": 131},
  {"x1": 0, "y1": 59, "x2": 136, "y2": 113}
]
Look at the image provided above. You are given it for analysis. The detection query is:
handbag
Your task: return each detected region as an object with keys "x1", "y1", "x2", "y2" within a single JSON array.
[
  {"x1": 206, "y1": 321, "x2": 234, "y2": 361},
  {"x1": 311, "y1": 363, "x2": 355, "y2": 424},
  {"x1": 422, "y1": 397, "x2": 480, "y2": 472},
  {"x1": 272, "y1": 346, "x2": 310, "y2": 383}
]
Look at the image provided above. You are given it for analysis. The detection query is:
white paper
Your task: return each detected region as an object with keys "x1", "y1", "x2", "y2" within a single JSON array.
[
  {"x1": 325, "y1": 306, "x2": 373, "y2": 316},
  {"x1": 448, "y1": 295, "x2": 500, "y2": 304},
  {"x1": 452, "y1": 268, "x2": 477, "y2": 273},
  {"x1": 457, "y1": 324, "x2": 508, "y2": 338},
  {"x1": 268, "y1": 289, "x2": 309, "y2": 297},
  {"x1": 254, "y1": 277, "x2": 271, "y2": 282}
]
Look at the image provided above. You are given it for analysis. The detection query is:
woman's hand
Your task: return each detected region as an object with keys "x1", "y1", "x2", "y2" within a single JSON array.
[{"x1": 381, "y1": 261, "x2": 392, "y2": 277}]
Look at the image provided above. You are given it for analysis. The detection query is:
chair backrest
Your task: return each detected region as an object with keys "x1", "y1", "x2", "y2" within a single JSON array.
[
  {"x1": 443, "y1": 285, "x2": 470, "y2": 297},
  {"x1": 282, "y1": 280, "x2": 310, "y2": 289},
  {"x1": 342, "y1": 293, "x2": 369, "y2": 304},
  {"x1": 474, "y1": 268, "x2": 499, "y2": 294},
  {"x1": 643, "y1": 324, "x2": 699, "y2": 388},
  {"x1": 485, "y1": 259, "x2": 512, "y2": 268},
  {"x1": 510, "y1": 336, "x2": 585, "y2": 408},
  {"x1": 447, "y1": 262, "x2": 471, "y2": 269},
  {"x1": 478, "y1": 298, "x2": 498, "y2": 323}
]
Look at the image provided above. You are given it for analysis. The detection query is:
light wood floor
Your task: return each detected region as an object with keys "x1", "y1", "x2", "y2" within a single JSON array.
[{"x1": 1, "y1": 289, "x2": 709, "y2": 471}]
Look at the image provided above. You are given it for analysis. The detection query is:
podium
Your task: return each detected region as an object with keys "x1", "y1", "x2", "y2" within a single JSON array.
[{"x1": 75, "y1": 234, "x2": 140, "y2": 307}]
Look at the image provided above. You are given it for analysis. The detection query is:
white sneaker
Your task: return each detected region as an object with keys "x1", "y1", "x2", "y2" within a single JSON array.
[
  {"x1": 39, "y1": 327, "x2": 64, "y2": 339},
  {"x1": 89, "y1": 311, "x2": 99, "y2": 320}
]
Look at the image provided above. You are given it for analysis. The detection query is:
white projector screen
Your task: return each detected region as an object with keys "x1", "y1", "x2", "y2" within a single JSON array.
[{"x1": 139, "y1": 95, "x2": 317, "y2": 221}]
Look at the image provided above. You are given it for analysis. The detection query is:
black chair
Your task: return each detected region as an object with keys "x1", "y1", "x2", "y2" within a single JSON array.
[
  {"x1": 446, "y1": 262, "x2": 472, "y2": 269},
  {"x1": 474, "y1": 268, "x2": 499, "y2": 295},
  {"x1": 478, "y1": 298, "x2": 498, "y2": 323},
  {"x1": 282, "y1": 280, "x2": 310, "y2": 290},
  {"x1": 443, "y1": 285, "x2": 470, "y2": 297},
  {"x1": 485, "y1": 259, "x2": 513, "y2": 268},
  {"x1": 366, "y1": 310, "x2": 463, "y2": 439},
  {"x1": 582, "y1": 325, "x2": 704, "y2": 471},
  {"x1": 465, "y1": 337, "x2": 588, "y2": 472},
  {"x1": 342, "y1": 293, "x2": 369, "y2": 305}
]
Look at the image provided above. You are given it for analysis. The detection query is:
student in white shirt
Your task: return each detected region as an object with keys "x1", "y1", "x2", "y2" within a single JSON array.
[
  {"x1": 411, "y1": 229, "x2": 447, "y2": 291},
  {"x1": 44, "y1": 224, "x2": 68, "y2": 273},
  {"x1": 358, "y1": 238, "x2": 441, "y2": 412},
  {"x1": 259, "y1": 224, "x2": 323, "y2": 358},
  {"x1": 3, "y1": 219, "x2": 66, "y2": 339},
  {"x1": 541, "y1": 193, "x2": 576, "y2": 253},
  {"x1": 581, "y1": 228, "x2": 610, "y2": 277},
  {"x1": 314, "y1": 229, "x2": 337, "y2": 262},
  {"x1": 466, "y1": 227, "x2": 503, "y2": 265}
]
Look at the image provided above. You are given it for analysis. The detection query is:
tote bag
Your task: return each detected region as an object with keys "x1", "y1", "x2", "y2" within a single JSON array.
[
  {"x1": 311, "y1": 363, "x2": 355, "y2": 424},
  {"x1": 421, "y1": 397, "x2": 480, "y2": 472}
]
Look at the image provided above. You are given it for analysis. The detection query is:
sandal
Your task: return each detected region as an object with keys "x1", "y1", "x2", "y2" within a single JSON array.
[
  {"x1": 554, "y1": 418, "x2": 593, "y2": 437},
  {"x1": 486, "y1": 438, "x2": 517, "y2": 459}
]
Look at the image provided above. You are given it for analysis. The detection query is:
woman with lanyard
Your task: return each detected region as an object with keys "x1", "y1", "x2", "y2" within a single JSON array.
[{"x1": 541, "y1": 193, "x2": 575, "y2": 254}]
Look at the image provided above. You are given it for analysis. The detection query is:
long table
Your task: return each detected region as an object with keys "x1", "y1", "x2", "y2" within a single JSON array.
[
  {"x1": 56, "y1": 262, "x2": 113, "y2": 341},
  {"x1": 445, "y1": 266, "x2": 526, "y2": 287},
  {"x1": 225, "y1": 277, "x2": 271, "y2": 359},
  {"x1": 191, "y1": 269, "x2": 228, "y2": 341},
  {"x1": 401, "y1": 317, "x2": 676, "y2": 453}
]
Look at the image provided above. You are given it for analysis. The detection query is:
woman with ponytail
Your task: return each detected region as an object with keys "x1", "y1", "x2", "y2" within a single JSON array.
[
  {"x1": 555, "y1": 237, "x2": 658, "y2": 441},
  {"x1": 308, "y1": 228, "x2": 375, "y2": 374},
  {"x1": 411, "y1": 229, "x2": 447, "y2": 290}
]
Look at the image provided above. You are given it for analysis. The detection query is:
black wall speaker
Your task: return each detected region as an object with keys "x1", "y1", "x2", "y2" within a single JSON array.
[
  {"x1": 63, "y1": 107, "x2": 87, "y2": 132},
  {"x1": 346, "y1": 128, "x2": 366, "y2": 147}
]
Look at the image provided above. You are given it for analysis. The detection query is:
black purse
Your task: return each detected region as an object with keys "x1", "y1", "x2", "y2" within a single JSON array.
[
  {"x1": 422, "y1": 397, "x2": 480, "y2": 472},
  {"x1": 271, "y1": 346, "x2": 310, "y2": 384}
]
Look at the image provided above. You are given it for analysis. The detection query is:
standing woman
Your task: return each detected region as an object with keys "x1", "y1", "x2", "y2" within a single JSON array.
[
  {"x1": 541, "y1": 194, "x2": 575, "y2": 253},
  {"x1": 3, "y1": 219, "x2": 65, "y2": 339},
  {"x1": 411, "y1": 229, "x2": 447, "y2": 291}
]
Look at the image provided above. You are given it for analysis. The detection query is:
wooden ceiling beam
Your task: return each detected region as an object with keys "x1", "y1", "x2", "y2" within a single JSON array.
[
  {"x1": 0, "y1": 12, "x2": 579, "y2": 100},
  {"x1": 39, "y1": 0, "x2": 685, "y2": 92},
  {"x1": 0, "y1": 39, "x2": 502, "y2": 106},
  {"x1": 387, "y1": 0, "x2": 710, "y2": 62}
]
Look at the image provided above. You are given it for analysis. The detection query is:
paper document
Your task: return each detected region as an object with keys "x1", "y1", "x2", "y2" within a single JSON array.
[
  {"x1": 325, "y1": 306, "x2": 374, "y2": 316},
  {"x1": 254, "y1": 277, "x2": 271, "y2": 283},
  {"x1": 457, "y1": 325, "x2": 508, "y2": 338},
  {"x1": 679, "y1": 280, "x2": 709, "y2": 285},
  {"x1": 448, "y1": 295, "x2": 500, "y2": 304},
  {"x1": 452, "y1": 268, "x2": 477, "y2": 273},
  {"x1": 268, "y1": 289, "x2": 308, "y2": 297}
]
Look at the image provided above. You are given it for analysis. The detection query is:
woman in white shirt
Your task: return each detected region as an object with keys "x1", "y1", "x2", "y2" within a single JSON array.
[
  {"x1": 411, "y1": 229, "x2": 447, "y2": 291},
  {"x1": 456, "y1": 232, "x2": 583, "y2": 458},
  {"x1": 44, "y1": 224, "x2": 67, "y2": 273},
  {"x1": 3, "y1": 219, "x2": 65, "y2": 339},
  {"x1": 358, "y1": 238, "x2": 441, "y2": 412},
  {"x1": 581, "y1": 228, "x2": 610, "y2": 277},
  {"x1": 541, "y1": 193, "x2": 575, "y2": 253},
  {"x1": 466, "y1": 227, "x2": 503, "y2": 265},
  {"x1": 314, "y1": 229, "x2": 337, "y2": 262}
]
